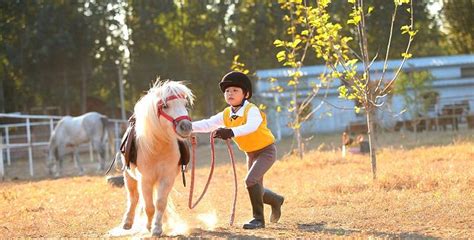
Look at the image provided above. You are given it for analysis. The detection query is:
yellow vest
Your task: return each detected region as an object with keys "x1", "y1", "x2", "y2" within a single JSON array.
[{"x1": 223, "y1": 103, "x2": 275, "y2": 152}]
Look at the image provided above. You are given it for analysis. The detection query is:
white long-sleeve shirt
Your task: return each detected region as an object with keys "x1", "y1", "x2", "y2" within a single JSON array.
[{"x1": 192, "y1": 101, "x2": 263, "y2": 137}]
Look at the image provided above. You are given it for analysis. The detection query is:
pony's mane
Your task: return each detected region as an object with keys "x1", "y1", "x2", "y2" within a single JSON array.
[
  {"x1": 149, "y1": 80, "x2": 195, "y2": 106},
  {"x1": 134, "y1": 80, "x2": 194, "y2": 156}
]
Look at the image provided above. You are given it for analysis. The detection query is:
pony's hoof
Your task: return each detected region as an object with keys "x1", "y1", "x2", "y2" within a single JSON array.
[
  {"x1": 152, "y1": 228, "x2": 162, "y2": 237},
  {"x1": 122, "y1": 222, "x2": 133, "y2": 230}
]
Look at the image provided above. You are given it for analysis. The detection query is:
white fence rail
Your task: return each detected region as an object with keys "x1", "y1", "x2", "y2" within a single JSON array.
[{"x1": 0, "y1": 113, "x2": 127, "y2": 179}]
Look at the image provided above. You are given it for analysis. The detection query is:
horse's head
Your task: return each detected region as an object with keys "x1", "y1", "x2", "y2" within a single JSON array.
[{"x1": 135, "y1": 80, "x2": 194, "y2": 142}]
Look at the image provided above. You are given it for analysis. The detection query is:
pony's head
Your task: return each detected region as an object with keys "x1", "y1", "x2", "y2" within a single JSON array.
[{"x1": 134, "y1": 80, "x2": 194, "y2": 149}]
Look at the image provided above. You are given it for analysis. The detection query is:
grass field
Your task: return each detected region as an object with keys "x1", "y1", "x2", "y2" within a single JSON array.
[{"x1": 0, "y1": 131, "x2": 473, "y2": 238}]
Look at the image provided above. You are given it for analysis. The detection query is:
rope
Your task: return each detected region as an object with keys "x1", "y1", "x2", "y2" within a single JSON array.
[
  {"x1": 188, "y1": 132, "x2": 239, "y2": 226},
  {"x1": 188, "y1": 133, "x2": 215, "y2": 209},
  {"x1": 225, "y1": 139, "x2": 238, "y2": 226}
]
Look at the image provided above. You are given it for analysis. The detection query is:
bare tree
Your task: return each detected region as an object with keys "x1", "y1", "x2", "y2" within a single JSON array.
[{"x1": 278, "y1": 0, "x2": 416, "y2": 178}]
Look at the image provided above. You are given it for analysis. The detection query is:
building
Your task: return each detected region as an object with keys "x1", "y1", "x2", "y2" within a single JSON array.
[{"x1": 255, "y1": 54, "x2": 474, "y2": 138}]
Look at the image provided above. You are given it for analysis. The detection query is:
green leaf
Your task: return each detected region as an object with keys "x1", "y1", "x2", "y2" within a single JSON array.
[
  {"x1": 409, "y1": 29, "x2": 418, "y2": 37},
  {"x1": 276, "y1": 51, "x2": 286, "y2": 62},
  {"x1": 368, "y1": 6, "x2": 374, "y2": 14},
  {"x1": 401, "y1": 25, "x2": 410, "y2": 34},
  {"x1": 355, "y1": 106, "x2": 361, "y2": 113},
  {"x1": 394, "y1": 0, "x2": 410, "y2": 5},
  {"x1": 338, "y1": 85, "x2": 348, "y2": 99},
  {"x1": 292, "y1": 39, "x2": 302, "y2": 48},
  {"x1": 288, "y1": 80, "x2": 297, "y2": 86},
  {"x1": 401, "y1": 52, "x2": 412, "y2": 58},
  {"x1": 273, "y1": 39, "x2": 285, "y2": 47},
  {"x1": 346, "y1": 59, "x2": 358, "y2": 66}
]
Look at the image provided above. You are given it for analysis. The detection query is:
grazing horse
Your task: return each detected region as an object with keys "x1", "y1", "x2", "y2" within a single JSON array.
[
  {"x1": 120, "y1": 81, "x2": 194, "y2": 236},
  {"x1": 48, "y1": 112, "x2": 111, "y2": 176}
]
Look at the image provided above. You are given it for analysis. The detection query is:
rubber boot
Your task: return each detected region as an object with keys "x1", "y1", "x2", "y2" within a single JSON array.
[
  {"x1": 243, "y1": 183, "x2": 265, "y2": 229},
  {"x1": 263, "y1": 189, "x2": 284, "y2": 223}
]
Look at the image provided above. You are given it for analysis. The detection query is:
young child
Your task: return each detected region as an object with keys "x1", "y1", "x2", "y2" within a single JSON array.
[{"x1": 192, "y1": 71, "x2": 284, "y2": 229}]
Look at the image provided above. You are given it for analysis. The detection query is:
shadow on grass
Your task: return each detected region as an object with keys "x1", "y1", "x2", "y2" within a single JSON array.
[
  {"x1": 298, "y1": 222, "x2": 438, "y2": 239},
  {"x1": 181, "y1": 227, "x2": 273, "y2": 240}
]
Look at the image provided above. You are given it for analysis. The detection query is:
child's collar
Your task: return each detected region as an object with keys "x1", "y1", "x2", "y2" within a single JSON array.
[{"x1": 230, "y1": 100, "x2": 249, "y2": 117}]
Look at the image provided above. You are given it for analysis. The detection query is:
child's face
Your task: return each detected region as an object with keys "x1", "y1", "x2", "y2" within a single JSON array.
[{"x1": 224, "y1": 86, "x2": 247, "y2": 106}]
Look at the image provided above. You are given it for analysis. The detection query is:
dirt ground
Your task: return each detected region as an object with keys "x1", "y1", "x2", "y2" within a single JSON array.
[{"x1": 0, "y1": 132, "x2": 473, "y2": 238}]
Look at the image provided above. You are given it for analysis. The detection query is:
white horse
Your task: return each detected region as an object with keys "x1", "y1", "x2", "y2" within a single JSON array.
[
  {"x1": 48, "y1": 112, "x2": 112, "y2": 176},
  {"x1": 121, "y1": 81, "x2": 194, "y2": 236}
]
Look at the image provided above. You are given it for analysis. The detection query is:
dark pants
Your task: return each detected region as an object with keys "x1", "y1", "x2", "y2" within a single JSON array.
[{"x1": 245, "y1": 143, "x2": 276, "y2": 187}]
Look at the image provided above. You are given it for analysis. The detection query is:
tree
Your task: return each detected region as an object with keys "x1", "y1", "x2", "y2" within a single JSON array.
[
  {"x1": 394, "y1": 70, "x2": 435, "y2": 134},
  {"x1": 126, "y1": 1, "x2": 234, "y2": 117},
  {"x1": 441, "y1": 0, "x2": 474, "y2": 54},
  {"x1": 277, "y1": 0, "x2": 415, "y2": 179},
  {"x1": 327, "y1": 0, "x2": 445, "y2": 58},
  {"x1": 270, "y1": 1, "x2": 338, "y2": 159},
  {"x1": 230, "y1": 1, "x2": 288, "y2": 70}
]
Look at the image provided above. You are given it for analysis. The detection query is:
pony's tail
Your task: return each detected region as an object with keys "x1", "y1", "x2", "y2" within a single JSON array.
[{"x1": 100, "y1": 116, "x2": 109, "y2": 143}]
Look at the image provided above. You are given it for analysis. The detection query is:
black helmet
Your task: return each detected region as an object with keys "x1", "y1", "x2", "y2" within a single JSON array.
[{"x1": 219, "y1": 71, "x2": 252, "y2": 99}]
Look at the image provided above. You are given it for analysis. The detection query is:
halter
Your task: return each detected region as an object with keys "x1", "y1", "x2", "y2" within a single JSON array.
[{"x1": 156, "y1": 94, "x2": 191, "y2": 133}]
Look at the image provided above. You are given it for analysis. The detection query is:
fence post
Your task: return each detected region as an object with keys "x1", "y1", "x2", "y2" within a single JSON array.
[
  {"x1": 5, "y1": 126, "x2": 10, "y2": 165},
  {"x1": 26, "y1": 118, "x2": 34, "y2": 176},
  {"x1": 114, "y1": 121, "x2": 120, "y2": 151},
  {"x1": 49, "y1": 118, "x2": 55, "y2": 135},
  {"x1": 0, "y1": 135, "x2": 4, "y2": 180}
]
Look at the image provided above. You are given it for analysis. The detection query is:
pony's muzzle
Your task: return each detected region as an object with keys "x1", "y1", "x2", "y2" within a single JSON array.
[{"x1": 176, "y1": 120, "x2": 192, "y2": 137}]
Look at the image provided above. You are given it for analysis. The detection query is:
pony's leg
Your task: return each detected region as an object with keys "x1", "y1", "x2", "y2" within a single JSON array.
[
  {"x1": 152, "y1": 176, "x2": 175, "y2": 236},
  {"x1": 122, "y1": 171, "x2": 139, "y2": 230},
  {"x1": 73, "y1": 149, "x2": 84, "y2": 175},
  {"x1": 56, "y1": 156, "x2": 63, "y2": 177},
  {"x1": 92, "y1": 139, "x2": 106, "y2": 171},
  {"x1": 140, "y1": 178, "x2": 155, "y2": 232}
]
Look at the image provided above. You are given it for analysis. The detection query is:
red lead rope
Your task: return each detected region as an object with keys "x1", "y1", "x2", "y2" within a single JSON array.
[
  {"x1": 188, "y1": 132, "x2": 238, "y2": 226},
  {"x1": 225, "y1": 138, "x2": 238, "y2": 226}
]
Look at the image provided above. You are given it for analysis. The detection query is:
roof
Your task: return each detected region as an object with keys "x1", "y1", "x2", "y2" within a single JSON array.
[{"x1": 256, "y1": 54, "x2": 474, "y2": 79}]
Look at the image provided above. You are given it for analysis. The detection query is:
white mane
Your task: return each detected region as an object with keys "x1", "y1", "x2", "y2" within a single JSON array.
[{"x1": 134, "y1": 80, "x2": 194, "y2": 156}]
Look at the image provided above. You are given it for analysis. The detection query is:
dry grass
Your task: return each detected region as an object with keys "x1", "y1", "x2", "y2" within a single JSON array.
[{"x1": 0, "y1": 137, "x2": 473, "y2": 238}]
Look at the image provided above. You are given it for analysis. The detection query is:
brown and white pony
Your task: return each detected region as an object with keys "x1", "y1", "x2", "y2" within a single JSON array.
[{"x1": 121, "y1": 81, "x2": 194, "y2": 236}]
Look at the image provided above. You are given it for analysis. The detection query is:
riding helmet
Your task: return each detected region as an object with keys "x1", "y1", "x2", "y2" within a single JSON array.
[{"x1": 219, "y1": 71, "x2": 252, "y2": 99}]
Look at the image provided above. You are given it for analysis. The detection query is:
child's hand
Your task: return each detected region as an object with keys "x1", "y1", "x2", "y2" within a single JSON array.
[{"x1": 213, "y1": 128, "x2": 234, "y2": 140}]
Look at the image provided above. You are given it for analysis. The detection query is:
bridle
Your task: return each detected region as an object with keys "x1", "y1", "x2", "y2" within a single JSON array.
[{"x1": 156, "y1": 94, "x2": 191, "y2": 133}]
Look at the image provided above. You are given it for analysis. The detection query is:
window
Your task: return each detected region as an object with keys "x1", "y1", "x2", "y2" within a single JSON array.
[{"x1": 461, "y1": 66, "x2": 474, "y2": 78}]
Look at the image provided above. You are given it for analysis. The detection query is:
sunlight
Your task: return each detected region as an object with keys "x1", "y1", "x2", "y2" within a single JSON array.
[
  {"x1": 167, "y1": 220, "x2": 189, "y2": 236},
  {"x1": 164, "y1": 213, "x2": 189, "y2": 236},
  {"x1": 197, "y1": 210, "x2": 218, "y2": 230},
  {"x1": 164, "y1": 201, "x2": 190, "y2": 236}
]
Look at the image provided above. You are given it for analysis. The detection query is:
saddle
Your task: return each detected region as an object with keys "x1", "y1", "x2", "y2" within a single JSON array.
[{"x1": 119, "y1": 115, "x2": 190, "y2": 171}]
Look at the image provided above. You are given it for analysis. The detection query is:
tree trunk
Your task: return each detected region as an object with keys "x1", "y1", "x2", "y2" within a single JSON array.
[
  {"x1": 366, "y1": 107, "x2": 377, "y2": 179},
  {"x1": 81, "y1": 63, "x2": 87, "y2": 113},
  {"x1": 294, "y1": 93, "x2": 304, "y2": 159},
  {"x1": 0, "y1": 64, "x2": 6, "y2": 113},
  {"x1": 296, "y1": 126, "x2": 303, "y2": 159},
  {"x1": 117, "y1": 65, "x2": 126, "y2": 120},
  {"x1": 63, "y1": 69, "x2": 70, "y2": 115}
]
